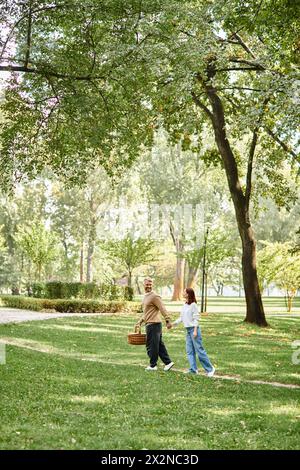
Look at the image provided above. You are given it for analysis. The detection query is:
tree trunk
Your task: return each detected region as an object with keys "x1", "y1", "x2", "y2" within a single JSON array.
[
  {"x1": 86, "y1": 240, "x2": 94, "y2": 283},
  {"x1": 86, "y1": 196, "x2": 97, "y2": 283},
  {"x1": 128, "y1": 270, "x2": 132, "y2": 288},
  {"x1": 239, "y1": 226, "x2": 267, "y2": 325},
  {"x1": 203, "y1": 77, "x2": 268, "y2": 326},
  {"x1": 172, "y1": 255, "x2": 185, "y2": 301},
  {"x1": 187, "y1": 265, "x2": 198, "y2": 289},
  {"x1": 135, "y1": 276, "x2": 142, "y2": 294},
  {"x1": 287, "y1": 290, "x2": 295, "y2": 312},
  {"x1": 239, "y1": 269, "x2": 242, "y2": 297},
  {"x1": 287, "y1": 295, "x2": 292, "y2": 313},
  {"x1": 169, "y1": 221, "x2": 185, "y2": 300},
  {"x1": 37, "y1": 263, "x2": 42, "y2": 282},
  {"x1": 80, "y1": 244, "x2": 84, "y2": 283},
  {"x1": 204, "y1": 271, "x2": 208, "y2": 312}
]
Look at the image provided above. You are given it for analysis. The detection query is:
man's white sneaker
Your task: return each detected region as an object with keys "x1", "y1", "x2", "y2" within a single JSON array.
[
  {"x1": 164, "y1": 362, "x2": 174, "y2": 372},
  {"x1": 145, "y1": 366, "x2": 157, "y2": 371},
  {"x1": 207, "y1": 367, "x2": 216, "y2": 377}
]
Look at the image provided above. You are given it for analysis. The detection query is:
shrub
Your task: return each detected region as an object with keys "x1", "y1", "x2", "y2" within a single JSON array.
[
  {"x1": 0, "y1": 295, "x2": 142, "y2": 314},
  {"x1": 29, "y1": 282, "x2": 46, "y2": 298},
  {"x1": 1, "y1": 295, "x2": 49, "y2": 311},
  {"x1": 26, "y1": 281, "x2": 128, "y2": 300},
  {"x1": 77, "y1": 283, "x2": 100, "y2": 299},
  {"x1": 98, "y1": 283, "x2": 124, "y2": 300},
  {"x1": 45, "y1": 281, "x2": 63, "y2": 299},
  {"x1": 124, "y1": 286, "x2": 134, "y2": 301}
]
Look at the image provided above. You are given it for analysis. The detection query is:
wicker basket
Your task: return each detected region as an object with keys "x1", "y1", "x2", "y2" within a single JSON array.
[{"x1": 127, "y1": 326, "x2": 146, "y2": 345}]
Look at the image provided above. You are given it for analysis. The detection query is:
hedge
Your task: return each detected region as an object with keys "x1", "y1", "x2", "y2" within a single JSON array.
[
  {"x1": 27, "y1": 281, "x2": 127, "y2": 301},
  {"x1": 0, "y1": 295, "x2": 143, "y2": 314}
]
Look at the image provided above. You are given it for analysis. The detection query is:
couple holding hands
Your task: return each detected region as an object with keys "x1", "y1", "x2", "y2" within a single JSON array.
[{"x1": 135, "y1": 277, "x2": 215, "y2": 377}]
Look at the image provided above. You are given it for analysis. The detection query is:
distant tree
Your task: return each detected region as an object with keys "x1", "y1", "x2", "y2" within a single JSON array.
[
  {"x1": 258, "y1": 242, "x2": 300, "y2": 312},
  {"x1": 17, "y1": 222, "x2": 58, "y2": 281},
  {"x1": 0, "y1": 230, "x2": 15, "y2": 291},
  {"x1": 104, "y1": 236, "x2": 157, "y2": 289}
]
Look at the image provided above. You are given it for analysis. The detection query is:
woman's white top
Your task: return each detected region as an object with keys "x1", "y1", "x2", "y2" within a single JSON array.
[{"x1": 173, "y1": 302, "x2": 200, "y2": 328}]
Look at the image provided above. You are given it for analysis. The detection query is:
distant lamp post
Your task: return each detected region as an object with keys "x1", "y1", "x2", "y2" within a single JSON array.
[{"x1": 200, "y1": 227, "x2": 209, "y2": 314}]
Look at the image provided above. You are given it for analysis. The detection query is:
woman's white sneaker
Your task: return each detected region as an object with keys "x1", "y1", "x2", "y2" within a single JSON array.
[{"x1": 207, "y1": 367, "x2": 215, "y2": 377}]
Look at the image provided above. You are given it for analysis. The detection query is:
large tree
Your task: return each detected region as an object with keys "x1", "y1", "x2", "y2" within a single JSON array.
[{"x1": 0, "y1": 0, "x2": 299, "y2": 325}]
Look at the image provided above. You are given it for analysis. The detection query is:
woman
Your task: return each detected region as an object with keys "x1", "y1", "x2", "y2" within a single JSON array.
[{"x1": 173, "y1": 288, "x2": 215, "y2": 376}]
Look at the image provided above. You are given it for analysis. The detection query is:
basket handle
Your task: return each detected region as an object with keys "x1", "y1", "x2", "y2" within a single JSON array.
[{"x1": 134, "y1": 325, "x2": 141, "y2": 334}]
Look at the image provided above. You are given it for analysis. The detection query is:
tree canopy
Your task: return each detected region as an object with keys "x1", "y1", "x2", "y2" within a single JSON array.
[{"x1": 0, "y1": 0, "x2": 299, "y2": 191}]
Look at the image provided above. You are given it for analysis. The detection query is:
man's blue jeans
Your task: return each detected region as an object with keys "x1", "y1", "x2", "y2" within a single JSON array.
[{"x1": 186, "y1": 326, "x2": 213, "y2": 373}]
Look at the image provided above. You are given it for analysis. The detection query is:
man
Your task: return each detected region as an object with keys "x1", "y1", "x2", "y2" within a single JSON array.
[{"x1": 136, "y1": 277, "x2": 174, "y2": 371}]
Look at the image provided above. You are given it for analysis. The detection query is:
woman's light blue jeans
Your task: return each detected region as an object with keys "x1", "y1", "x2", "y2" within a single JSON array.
[{"x1": 186, "y1": 326, "x2": 213, "y2": 374}]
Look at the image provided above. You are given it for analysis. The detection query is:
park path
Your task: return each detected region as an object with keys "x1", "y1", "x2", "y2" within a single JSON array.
[{"x1": 0, "y1": 308, "x2": 122, "y2": 324}]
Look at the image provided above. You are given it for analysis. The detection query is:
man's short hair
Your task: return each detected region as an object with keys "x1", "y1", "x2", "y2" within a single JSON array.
[{"x1": 143, "y1": 277, "x2": 153, "y2": 283}]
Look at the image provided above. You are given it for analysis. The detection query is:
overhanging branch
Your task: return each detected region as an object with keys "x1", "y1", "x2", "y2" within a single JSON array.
[
  {"x1": 191, "y1": 91, "x2": 213, "y2": 120},
  {"x1": 0, "y1": 64, "x2": 106, "y2": 81},
  {"x1": 245, "y1": 127, "x2": 259, "y2": 211},
  {"x1": 265, "y1": 127, "x2": 299, "y2": 160},
  {"x1": 245, "y1": 97, "x2": 270, "y2": 209}
]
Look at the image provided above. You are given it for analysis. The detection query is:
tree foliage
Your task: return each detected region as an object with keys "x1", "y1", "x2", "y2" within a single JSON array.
[
  {"x1": 16, "y1": 221, "x2": 58, "y2": 281},
  {"x1": 257, "y1": 242, "x2": 300, "y2": 311},
  {"x1": 104, "y1": 235, "x2": 157, "y2": 287},
  {"x1": 0, "y1": 0, "x2": 298, "y2": 192}
]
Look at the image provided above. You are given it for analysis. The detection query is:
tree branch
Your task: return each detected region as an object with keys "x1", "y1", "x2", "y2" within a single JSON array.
[
  {"x1": 0, "y1": 14, "x2": 29, "y2": 61},
  {"x1": 215, "y1": 66, "x2": 265, "y2": 73},
  {"x1": 24, "y1": 1, "x2": 33, "y2": 68},
  {"x1": 253, "y1": 0, "x2": 265, "y2": 21},
  {"x1": 217, "y1": 86, "x2": 265, "y2": 92},
  {"x1": 245, "y1": 127, "x2": 259, "y2": 211},
  {"x1": 265, "y1": 127, "x2": 298, "y2": 159},
  {"x1": 229, "y1": 58, "x2": 265, "y2": 70},
  {"x1": 245, "y1": 97, "x2": 271, "y2": 210},
  {"x1": 232, "y1": 33, "x2": 257, "y2": 59},
  {"x1": 220, "y1": 91, "x2": 298, "y2": 161},
  {"x1": 0, "y1": 64, "x2": 106, "y2": 81},
  {"x1": 191, "y1": 91, "x2": 213, "y2": 120},
  {"x1": 169, "y1": 220, "x2": 177, "y2": 247}
]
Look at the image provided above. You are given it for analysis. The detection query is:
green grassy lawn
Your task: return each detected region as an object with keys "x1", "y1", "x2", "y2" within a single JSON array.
[
  {"x1": 0, "y1": 312, "x2": 300, "y2": 450},
  {"x1": 156, "y1": 296, "x2": 300, "y2": 315}
]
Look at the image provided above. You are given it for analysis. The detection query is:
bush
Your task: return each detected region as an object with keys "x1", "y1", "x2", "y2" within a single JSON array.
[
  {"x1": 77, "y1": 283, "x2": 100, "y2": 299},
  {"x1": 98, "y1": 284, "x2": 124, "y2": 300},
  {"x1": 124, "y1": 286, "x2": 134, "y2": 301},
  {"x1": 29, "y1": 282, "x2": 46, "y2": 298},
  {"x1": 27, "y1": 281, "x2": 128, "y2": 301},
  {"x1": 0, "y1": 295, "x2": 142, "y2": 314},
  {"x1": 0, "y1": 295, "x2": 55, "y2": 312},
  {"x1": 45, "y1": 281, "x2": 63, "y2": 299}
]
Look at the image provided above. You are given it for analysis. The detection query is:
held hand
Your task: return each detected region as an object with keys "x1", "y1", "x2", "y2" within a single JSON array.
[
  {"x1": 193, "y1": 328, "x2": 198, "y2": 338},
  {"x1": 166, "y1": 322, "x2": 172, "y2": 330}
]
